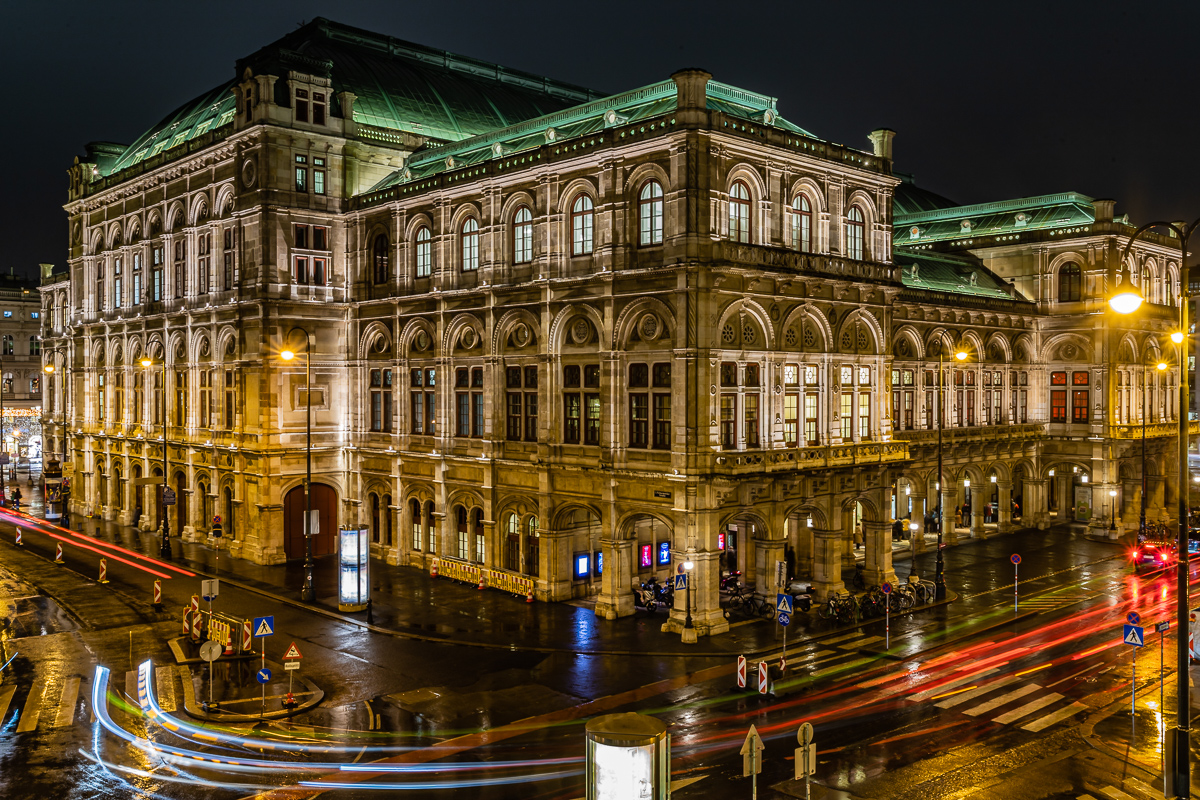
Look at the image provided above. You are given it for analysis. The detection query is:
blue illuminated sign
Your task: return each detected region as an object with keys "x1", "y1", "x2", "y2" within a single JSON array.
[
  {"x1": 658, "y1": 542, "x2": 671, "y2": 566},
  {"x1": 574, "y1": 553, "x2": 590, "y2": 579}
]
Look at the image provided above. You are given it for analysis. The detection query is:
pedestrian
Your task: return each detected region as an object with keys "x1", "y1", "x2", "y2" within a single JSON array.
[
  {"x1": 784, "y1": 545, "x2": 795, "y2": 582},
  {"x1": 954, "y1": 507, "x2": 963, "y2": 528},
  {"x1": 853, "y1": 523, "x2": 864, "y2": 550},
  {"x1": 891, "y1": 518, "x2": 902, "y2": 541}
]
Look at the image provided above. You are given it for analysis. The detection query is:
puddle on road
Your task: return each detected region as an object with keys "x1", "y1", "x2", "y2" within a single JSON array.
[{"x1": 0, "y1": 596, "x2": 79, "y2": 640}]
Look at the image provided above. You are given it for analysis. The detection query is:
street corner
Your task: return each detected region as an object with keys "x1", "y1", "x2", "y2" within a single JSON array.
[{"x1": 770, "y1": 777, "x2": 856, "y2": 800}]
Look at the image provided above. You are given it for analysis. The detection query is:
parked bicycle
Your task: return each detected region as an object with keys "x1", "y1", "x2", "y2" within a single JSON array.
[{"x1": 722, "y1": 584, "x2": 776, "y2": 620}]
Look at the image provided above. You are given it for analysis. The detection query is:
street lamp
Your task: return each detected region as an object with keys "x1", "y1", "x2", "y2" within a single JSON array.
[
  {"x1": 141, "y1": 355, "x2": 170, "y2": 560},
  {"x1": 682, "y1": 558, "x2": 694, "y2": 635},
  {"x1": 1112, "y1": 217, "x2": 1200, "y2": 798},
  {"x1": 1108, "y1": 265, "x2": 1144, "y2": 315},
  {"x1": 1109, "y1": 489, "x2": 1118, "y2": 533},
  {"x1": 934, "y1": 344, "x2": 970, "y2": 601},
  {"x1": 281, "y1": 330, "x2": 316, "y2": 603}
]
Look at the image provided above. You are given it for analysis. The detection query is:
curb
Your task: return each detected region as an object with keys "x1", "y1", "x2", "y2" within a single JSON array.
[{"x1": 177, "y1": 658, "x2": 324, "y2": 722}]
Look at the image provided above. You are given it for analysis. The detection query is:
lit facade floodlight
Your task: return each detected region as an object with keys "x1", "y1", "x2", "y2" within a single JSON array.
[{"x1": 43, "y1": 364, "x2": 54, "y2": 374}]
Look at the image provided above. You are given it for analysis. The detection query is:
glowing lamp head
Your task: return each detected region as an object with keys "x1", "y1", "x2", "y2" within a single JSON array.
[
  {"x1": 1158, "y1": 362, "x2": 1168, "y2": 371},
  {"x1": 682, "y1": 560, "x2": 694, "y2": 571},
  {"x1": 955, "y1": 350, "x2": 968, "y2": 361},
  {"x1": 1108, "y1": 271, "x2": 1143, "y2": 315},
  {"x1": 43, "y1": 365, "x2": 53, "y2": 374},
  {"x1": 140, "y1": 358, "x2": 153, "y2": 368},
  {"x1": 1172, "y1": 331, "x2": 1185, "y2": 344},
  {"x1": 280, "y1": 350, "x2": 296, "y2": 361},
  {"x1": 1109, "y1": 489, "x2": 1117, "y2": 497},
  {"x1": 963, "y1": 479, "x2": 971, "y2": 488}
]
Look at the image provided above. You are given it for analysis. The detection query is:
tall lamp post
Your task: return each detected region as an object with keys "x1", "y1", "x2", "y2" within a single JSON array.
[
  {"x1": 682, "y1": 557, "x2": 694, "y2": 637},
  {"x1": 934, "y1": 344, "x2": 969, "y2": 601},
  {"x1": 1110, "y1": 218, "x2": 1198, "y2": 798},
  {"x1": 43, "y1": 356, "x2": 71, "y2": 525},
  {"x1": 281, "y1": 330, "x2": 316, "y2": 603},
  {"x1": 1140, "y1": 360, "x2": 1170, "y2": 540},
  {"x1": 1108, "y1": 488, "x2": 1117, "y2": 534},
  {"x1": 140, "y1": 354, "x2": 170, "y2": 560}
]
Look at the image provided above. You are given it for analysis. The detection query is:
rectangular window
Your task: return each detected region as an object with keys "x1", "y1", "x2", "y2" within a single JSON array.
[
  {"x1": 97, "y1": 374, "x2": 105, "y2": 421},
  {"x1": 295, "y1": 154, "x2": 307, "y2": 191},
  {"x1": 585, "y1": 394, "x2": 600, "y2": 446},
  {"x1": 313, "y1": 257, "x2": 327, "y2": 285},
  {"x1": 805, "y1": 393, "x2": 819, "y2": 445},
  {"x1": 1050, "y1": 371, "x2": 1067, "y2": 386},
  {"x1": 630, "y1": 394, "x2": 649, "y2": 448},
  {"x1": 965, "y1": 389, "x2": 975, "y2": 426},
  {"x1": 173, "y1": 239, "x2": 185, "y2": 298},
  {"x1": 565, "y1": 393, "x2": 581, "y2": 444},
  {"x1": 313, "y1": 93, "x2": 326, "y2": 126},
  {"x1": 840, "y1": 393, "x2": 853, "y2": 439},
  {"x1": 954, "y1": 389, "x2": 963, "y2": 426},
  {"x1": 1072, "y1": 390, "x2": 1089, "y2": 423},
  {"x1": 370, "y1": 369, "x2": 383, "y2": 432},
  {"x1": 744, "y1": 394, "x2": 760, "y2": 448},
  {"x1": 783, "y1": 393, "x2": 799, "y2": 446},
  {"x1": 721, "y1": 394, "x2": 736, "y2": 449},
  {"x1": 223, "y1": 228, "x2": 235, "y2": 290},
  {"x1": 652, "y1": 393, "x2": 670, "y2": 449},
  {"x1": 858, "y1": 393, "x2": 870, "y2": 439},
  {"x1": 925, "y1": 390, "x2": 934, "y2": 429},
  {"x1": 507, "y1": 392, "x2": 522, "y2": 441},
  {"x1": 294, "y1": 256, "x2": 309, "y2": 284},
  {"x1": 1050, "y1": 390, "x2": 1067, "y2": 422},
  {"x1": 1072, "y1": 371, "x2": 1089, "y2": 386},
  {"x1": 224, "y1": 370, "x2": 235, "y2": 429},
  {"x1": 295, "y1": 89, "x2": 308, "y2": 122},
  {"x1": 113, "y1": 257, "x2": 122, "y2": 309},
  {"x1": 1018, "y1": 390, "x2": 1028, "y2": 423},
  {"x1": 456, "y1": 393, "x2": 470, "y2": 437}
]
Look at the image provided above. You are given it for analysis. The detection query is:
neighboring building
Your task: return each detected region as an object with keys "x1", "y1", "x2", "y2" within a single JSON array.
[
  {"x1": 0, "y1": 270, "x2": 46, "y2": 466},
  {"x1": 42, "y1": 17, "x2": 1187, "y2": 638}
]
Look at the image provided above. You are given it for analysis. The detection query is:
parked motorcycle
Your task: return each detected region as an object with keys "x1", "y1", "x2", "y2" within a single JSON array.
[
  {"x1": 720, "y1": 570, "x2": 743, "y2": 591},
  {"x1": 634, "y1": 579, "x2": 660, "y2": 612}
]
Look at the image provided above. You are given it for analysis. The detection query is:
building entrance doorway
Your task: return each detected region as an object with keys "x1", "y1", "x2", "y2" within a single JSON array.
[{"x1": 284, "y1": 483, "x2": 337, "y2": 559}]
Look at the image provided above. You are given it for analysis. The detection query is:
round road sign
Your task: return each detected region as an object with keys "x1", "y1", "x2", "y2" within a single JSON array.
[
  {"x1": 1127, "y1": 611, "x2": 1141, "y2": 626},
  {"x1": 256, "y1": 667, "x2": 272, "y2": 684},
  {"x1": 798, "y1": 722, "x2": 814, "y2": 745},
  {"x1": 881, "y1": 582, "x2": 892, "y2": 595},
  {"x1": 778, "y1": 612, "x2": 791, "y2": 627},
  {"x1": 199, "y1": 640, "x2": 222, "y2": 663},
  {"x1": 1011, "y1": 554, "x2": 1021, "y2": 565}
]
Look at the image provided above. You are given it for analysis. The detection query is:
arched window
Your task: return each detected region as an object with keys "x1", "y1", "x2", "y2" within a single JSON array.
[
  {"x1": 505, "y1": 512, "x2": 520, "y2": 571},
  {"x1": 370, "y1": 492, "x2": 381, "y2": 543},
  {"x1": 461, "y1": 218, "x2": 479, "y2": 271},
  {"x1": 473, "y1": 509, "x2": 485, "y2": 563},
  {"x1": 372, "y1": 234, "x2": 389, "y2": 285},
  {"x1": 789, "y1": 194, "x2": 812, "y2": 252},
  {"x1": 1058, "y1": 263, "x2": 1082, "y2": 303},
  {"x1": 415, "y1": 226, "x2": 432, "y2": 278},
  {"x1": 223, "y1": 486, "x2": 234, "y2": 540},
  {"x1": 383, "y1": 493, "x2": 392, "y2": 546},
  {"x1": 638, "y1": 180, "x2": 663, "y2": 246},
  {"x1": 456, "y1": 505, "x2": 469, "y2": 559},
  {"x1": 571, "y1": 194, "x2": 594, "y2": 256},
  {"x1": 425, "y1": 500, "x2": 436, "y2": 553},
  {"x1": 728, "y1": 180, "x2": 751, "y2": 243},
  {"x1": 846, "y1": 206, "x2": 865, "y2": 261},
  {"x1": 1140, "y1": 265, "x2": 1153, "y2": 303},
  {"x1": 513, "y1": 206, "x2": 533, "y2": 264}
]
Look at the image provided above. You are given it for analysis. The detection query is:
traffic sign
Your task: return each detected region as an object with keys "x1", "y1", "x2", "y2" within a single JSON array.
[
  {"x1": 199, "y1": 641, "x2": 222, "y2": 662},
  {"x1": 778, "y1": 612, "x2": 791, "y2": 627},
  {"x1": 758, "y1": 660, "x2": 769, "y2": 695},
  {"x1": 798, "y1": 722, "x2": 813, "y2": 745},
  {"x1": 777, "y1": 593, "x2": 794, "y2": 615},
  {"x1": 1011, "y1": 553, "x2": 1021, "y2": 565},
  {"x1": 1156, "y1": 620, "x2": 1171, "y2": 633},
  {"x1": 674, "y1": 574, "x2": 688, "y2": 591},
  {"x1": 1124, "y1": 624, "x2": 1145, "y2": 647},
  {"x1": 256, "y1": 667, "x2": 272, "y2": 684},
  {"x1": 213, "y1": 515, "x2": 222, "y2": 525},
  {"x1": 201, "y1": 579, "x2": 219, "y2": 601},
  {"x1": 284, "y1": 661, "x2": 300, "y2": 671},
  {"x1": 1127, "y1": 611, "x2": 1141, "y2": 626},
  {"x1": 253, "y1": 616, "x2": 275, "y2": 637},
  {"x1": 163, "y1": 488, "x2": 176, "y2": 506},
  {"x1": 741, "y1": 724, "x2": 765, "y2": 777},
  {"x1": 881, "y1": 582, "x2": 892, "y2": 595},
  {"x1": 282, "y1": 642, "x2": 303, "y2": 660}
]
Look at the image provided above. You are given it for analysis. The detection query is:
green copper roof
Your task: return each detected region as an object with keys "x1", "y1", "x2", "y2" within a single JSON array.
[
  {"x1": 894, "y1": 191, "x2": 1096, "y2": 245},
  {"x1": 368, "y1": 79, "x2": 815, "y2": 191},
  {"x1": 894, "y1": 247, "x2": 1027, "y2": 301},
  {"x1": 892, "y1": 174, "x2": 958, "y2": 216},
  {"x1": 99, "y1": 18, "x2": 603, "y2": 177}
]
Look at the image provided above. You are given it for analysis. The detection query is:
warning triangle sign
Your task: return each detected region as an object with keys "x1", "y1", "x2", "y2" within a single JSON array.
[
  {"x1": 254, "y1": 619, "x2": 274, "y2": 637},
  {"x1": 1124, "y1": 627, "x2": 1143, "y2": 646},
  {"x1": 283, "y1": 641, "x2": 303, "y2": 660}
]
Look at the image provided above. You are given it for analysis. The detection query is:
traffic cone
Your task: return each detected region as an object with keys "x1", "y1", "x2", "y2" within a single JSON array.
[
  {"x1": 477, "y1": 573, "x2": 485, "y2": 590},
  {"x1": 284, "y1": 692, "x2": 296, "y2": 708},
  {"x1": 526, "y1": 586, "x2": 534, "y2": 603},
  {"x1": 430, "y1": 561, "x2": 438, "y2": 579}
]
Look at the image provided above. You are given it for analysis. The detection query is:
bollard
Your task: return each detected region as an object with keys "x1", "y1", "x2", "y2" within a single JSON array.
[
  {"x1": 758, "y1": 661, "x2": 770, "y2": 696},
  {"x1": 153, "y1": 580, "x2": 163, "y2": 611},
  {"x1": 98, "y1": 558, "x2": 109, "y2": 584},
  {"x1": 54, "y1": 542, "x2": 64, "y2": 563},
  {"x1": 242, "y1": 619, "x2": 252, "y2": 653},
  {"x1": 737, "y1": 655, "x2": 747, "y2": 690},
  {"x1": 14, "y1": 528, "x2": 21, "y2": 546},
  {"x1": 224, "y1": 629, "x2": 233, "y2": 656},
  {"x1": 183, "y1": 609, "x2": 191, "y2": 635}
]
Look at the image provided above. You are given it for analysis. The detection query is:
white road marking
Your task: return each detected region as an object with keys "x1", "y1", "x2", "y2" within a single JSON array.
[
  {"x1": 813, "y1": 657, "x2": 873, "y2": 678},
  {"x1": 14, "y1": 687, "x2": 40, "y2": 733},
  {"x1": 53, "y1": 676, "x2": 80, "y2": 728},
  {"x1": 1020, "y1": 701, "x2": 1087, "y2": 732},
  {"x1": 963, "y1": 684, "x2": 1040, "y2": 717},
  {"x1": 1099, "y1": 786, "x2": 1139, "y2": 800},
  {"x1": 934, "y1": 675, "x2": 1019, "y2": 708},
  {"x1": 911, "y1": 668, "x2": 998, "y2": 701},
  {"x1": 991, "y1": 691, "x2": 1062, "y2": 724},
  {"x1": 0, "y1": 685, "x2": 15, "y2": 726}
]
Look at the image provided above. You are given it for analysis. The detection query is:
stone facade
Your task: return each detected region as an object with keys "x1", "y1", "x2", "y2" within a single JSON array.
[{"x1": 41, "y1": 19, "x2": 1188, "y2": 638}]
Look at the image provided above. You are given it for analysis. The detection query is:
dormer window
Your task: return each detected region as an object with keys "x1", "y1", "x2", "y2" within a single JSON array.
[
  {"x1": 313, "y1": 92, "x2": 326, "y2": 126},
  {"x1": 295, "y1": 88, "x2": 309, "y2": 123}
]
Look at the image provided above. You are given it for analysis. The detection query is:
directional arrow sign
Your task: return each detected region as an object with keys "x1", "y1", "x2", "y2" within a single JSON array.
[
  {"x1": 256, "y1": 667, "x2": 272, "y2": 684},
  {"x1": 740, "y1": 724, "x2": 765, "y2": 777},
  {"x1": 253, "y1": 616, "x2": 275, "y2": 638},
  {"x1": 282, "y1": 641, "x2": 303, "y2": 660},
  {"x1": 1123, "y1": 624, "x2": 1145, "y2": 647}
]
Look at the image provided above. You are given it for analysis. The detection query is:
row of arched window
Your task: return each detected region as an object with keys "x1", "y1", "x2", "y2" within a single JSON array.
[{"x1": 1057, "y1": 261, "x2": 1178, "y2": 305}]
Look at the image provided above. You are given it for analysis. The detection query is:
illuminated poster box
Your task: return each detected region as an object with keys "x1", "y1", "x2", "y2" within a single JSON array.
[
  {"x1": 585, "y1": 712, "x2": 670, "y2": 800},
  {"x1": 338, "y1": 527, "x2": 370, "y2": 612}
]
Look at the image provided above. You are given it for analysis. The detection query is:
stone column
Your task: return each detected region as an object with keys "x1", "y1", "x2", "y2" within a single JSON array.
[
  {"x1": 862, "y1": 519, "x2": 898, "y2": 588},
  {"x1": 595, "y1": 537, "x2": 635, "y2": 619},
  {"x1": 1025, "y1": 479, "x2": 1050, "y2": 529},
  {"x1": 941, "y1": 488, "x2": 958, "y2": 544},
  {"x1": 754, "y1": 530, "x2": 786, "y2": 598},
  {"x1": 542, "y1": 529, "x2": 574, "y2": 601},
  {"x1": 811, "y1": 527, "x2": 846, "y2": 600},
  {"x1": 970, "y1": 486, "x2": 986, "y2": 538},
  {"x1": 997, "y1": 480, "x2": 1013, "y2": 532},
  {"x1": 793, "y1": 513, "x2": 814, "y2": 580}
]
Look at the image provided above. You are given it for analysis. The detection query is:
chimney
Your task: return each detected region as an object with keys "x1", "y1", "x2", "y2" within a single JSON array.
[
  {"x1": 39, "y1": 263, "x2": 54, "y2": 280},
  {"x1": 869, "y1": 129, "x2": 896, "y2": 161},
  {"x1": 1092, "y1": 198, "x2": 1115, "y2": 222},
  {"x1": 670, "y1": 68, "x2": 712, "y2": 122}
]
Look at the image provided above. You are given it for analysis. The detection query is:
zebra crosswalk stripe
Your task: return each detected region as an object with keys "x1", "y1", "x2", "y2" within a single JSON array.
[
  {"x1": 53, "y1": 676, "x2": 80, "y2": 729},
  {"x1": 963, "y1": 684, "x2": 1040, "y2": 716},
  {"x1": 991, "y1": 691, "x2": 1062, "y2": 724},
  {"x1": 1098, "y1": 786, "x2": 1140, "y2": 800},
  {"x1": 1020, "y1": 701, "x2": 1087, "y2": 732},
  {"x1": 935, "y1": 676, "x2": 1020, "y2": 708},
  {"x1": 0, "y1": 685, "x2": 14, "y2": 727},
  {"x1": 911, "y1": 668, "x2": 998, "y2": 701},
  {"x1": 14, "y1": 689, "x2": 40, "y2": 733}
]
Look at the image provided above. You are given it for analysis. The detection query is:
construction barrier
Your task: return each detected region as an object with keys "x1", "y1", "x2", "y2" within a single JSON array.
[
  {"x1": 14, "y1": 528, "x2": 21, "y2": 546},
  {"x1": 153, "y1": 580, "x2": 162, "y2": 609},
  {"x1": 180, "y1": 606, "x2": 254, "y2": 656},
  {"x1": 431, "y1": 557, "x2": 534, "y2": 599},
  {"x1": 54, "y1": 542, "x2": 64, "y2": 563},
  {"x1": 98, "y1": 558, "x2": 109, "y2": 584},
  {"x1": 242, "y1": 619, "x2": 252, "y2": 652}
]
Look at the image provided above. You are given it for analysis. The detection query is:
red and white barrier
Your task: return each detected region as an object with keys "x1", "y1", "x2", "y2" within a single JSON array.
[
  {"x1": 54, "y1": 542, "x2": 64, "y2": 563},
  {"x1": 98, "y1": 558, "x2": 109, "y2": 584},
  {"x1": 242, "y1": 619, "x2": 252, "y2": 652},
  {"x1": 153, "y1": 580, "x2": 162, "y2": 609},
  {"x1": 182, "y1": 609, "x2": 191, "y2": 635},
  {"x1": 14, "y1": 528, "x2": 21, "y2": 546},
  {"x1": 758, "y1": 661, "x2": 770, "y2": 695},
  {"x1": 737, "y1": 655, "x2": 747, "y2": 689}
]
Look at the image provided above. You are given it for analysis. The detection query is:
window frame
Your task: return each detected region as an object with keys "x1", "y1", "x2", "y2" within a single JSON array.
[
  {"x1": 512, "y1": 206, "x2": 533, "y2": 265},
  {"x1": 571, "y1": 193, "x2": 594, "y2": 256},
  {"x1": 415, "y1": 226, "x2": 432, "y2": 278},
  {"x1": 790, "y1": 194, "x2": 812, "y2": 252},
  {"x1": 638, "y1": 180, "x2": 664, "y2": 247},
  {"x1": 846, "y1": 205, "x2": 865, "y2": 261},
  {"x1": 461, "y1": 217, "x2": 480, "y2": 272},
  {"x1": 728, "y1": 180, "x2": 751, "y2": 244},
  {"x1": 1058, "y1": 263, "x2": 1082, "y2": 303}
]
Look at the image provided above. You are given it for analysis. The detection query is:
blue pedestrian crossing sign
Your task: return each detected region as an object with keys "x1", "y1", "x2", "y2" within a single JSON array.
[
  {"x1": 674, "y1": 574, "x2": 688, "y2": 591},
  {"x1": 257, "y1": 667, "x2": 272, "y2": 684},
  {"x1": 778, "y1": 612, "x2": 791, "y2": 627},
  {"x1": 1123, "y1": 624, "x2": 1145, "y2": 647},
  {"x1": 253, "y1": 616, "x2": 275, "y2": 638},
  {"x1": 777, "y1": 593, "x2": 793, "y2": 615}
]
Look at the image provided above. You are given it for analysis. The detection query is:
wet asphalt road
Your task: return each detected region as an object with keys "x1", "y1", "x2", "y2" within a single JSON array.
[{"x1": 3, "y1": 508, "x2": 1200, "y2": 799}]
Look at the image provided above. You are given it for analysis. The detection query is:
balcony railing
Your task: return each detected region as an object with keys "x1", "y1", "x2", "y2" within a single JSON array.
[
  {"x1": 1111, "y1": 420, "x2": 1199, "y2": 439},
  {"x1": 707, "y1": 439, "x2": 909, "y2": 475},
  {"x1": 893, "y1": 423, "x2": 1047, "y2": 446}
]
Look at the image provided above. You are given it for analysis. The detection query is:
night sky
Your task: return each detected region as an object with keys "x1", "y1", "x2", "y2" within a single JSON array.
[{"x1": 7, "y1": 0, "x2": 1200, "y2": 277}]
